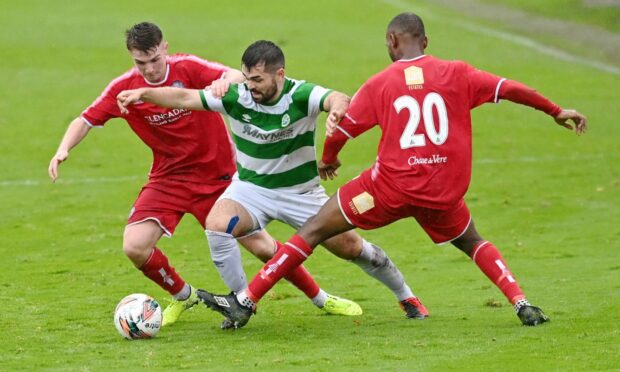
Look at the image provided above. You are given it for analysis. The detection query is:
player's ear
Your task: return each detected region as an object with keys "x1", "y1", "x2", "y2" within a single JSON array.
[
  {"x1": 391, "y1": 32, "x2": 403, "y2": 51},
  {"x1": 421, "y1": 36, "x2": 428, "y2": 50},
  {"x1": 387, "y1": 32, "x2": 396, "y2": 48},
  {"x1": 275, "y1": 67, "x2": 285, "y2": 80},
  {"x1": 162, "y1": 41, "x2": 169, "y2": 54}
]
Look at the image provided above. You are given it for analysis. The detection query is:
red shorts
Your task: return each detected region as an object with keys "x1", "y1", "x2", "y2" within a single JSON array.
[
  {"x1": 337, "y1": 170, "x2": 471, "y2": 244},
  {"x1": 127, "y1": 179, "x2": 230, "y2": 236}
]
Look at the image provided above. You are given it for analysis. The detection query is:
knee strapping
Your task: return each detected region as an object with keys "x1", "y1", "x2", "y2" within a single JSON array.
[{"x1": 225, "y1": 216, "x2": 239, "y2": 234}]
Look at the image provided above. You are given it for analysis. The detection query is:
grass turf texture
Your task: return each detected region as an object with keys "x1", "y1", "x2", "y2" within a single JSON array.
[
  {"x1": 481, "y1": 0, "x2": 620, "y2": 33},
  {"x1": 1, "y1": 0, "x2": 619, "y2": 370}
]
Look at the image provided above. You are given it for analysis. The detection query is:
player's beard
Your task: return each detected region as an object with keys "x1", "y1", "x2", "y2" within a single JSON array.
[{"x1": 251, "y1": 83, "x2": 278, "y2": 104}]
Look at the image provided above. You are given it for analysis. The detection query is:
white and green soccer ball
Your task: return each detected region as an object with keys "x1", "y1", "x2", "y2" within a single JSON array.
[{"x1": 113, "y1": 293, "x2": 162, "y2": 340}]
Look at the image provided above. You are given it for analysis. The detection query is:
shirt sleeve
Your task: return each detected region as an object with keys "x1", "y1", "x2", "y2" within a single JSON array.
[
  {"x1": 292, "y1": 82, "x2": 331, "y2": 117},
  {"x1": 308, "y1": 84, "x2": 331, "y2": 116},
  {"x1": 200, "y1": 84, "x2": 242, "y2": 114},
  {"x1": 81, "y1": 80, "x2": 124, "y2": 127},
  {"x1": 336, "y1": 82, "x2": 378, "y2": 138},
  {"x1": 498, "y1": 79, "x2": 561, "y2": 116},
  {"x1": 464, "y1": 62, "x2": 505, "y2": 109},
  {"x1": 199, "y1": 89, "x2": 226, "y2": 113},
  {"x1": 322, "y1": 128, "x2": 350, "y2": 164}
]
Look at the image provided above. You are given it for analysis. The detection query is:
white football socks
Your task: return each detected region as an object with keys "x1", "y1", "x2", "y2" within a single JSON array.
[
  {"x1": 206, "y1": 230, "x2": 247, "y2": 293},
  {"x1": 311, "y1": 289, "x2": 329, "y2": 308},
  {"x1": 173, "y1": 283, "x2": 191, "y2": 301},
  {"x1": 352, "y1": 240, "x2": 415, "y2": 301},
  {"x1": 236, "y1": 290, "x2": 256, "y2": 309},
  {"x1": 514, "y1": 298, "x2": 531, "y2": 313}
]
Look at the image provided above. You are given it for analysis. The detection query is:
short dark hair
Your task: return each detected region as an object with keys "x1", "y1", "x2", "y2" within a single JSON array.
[
  {"x1": 388, "y1": 12, "x2": 425, "y2": 38},
  {"x1": 242, "y1": 40, "x2": 285, "y2": 72},
  {"x1": 125, "y1": 22, "x2": 163, "y2": 52}
]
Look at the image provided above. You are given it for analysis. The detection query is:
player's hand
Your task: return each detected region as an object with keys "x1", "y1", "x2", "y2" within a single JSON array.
[
  {"x1": 554, "y1": 109, "x2": 587, "y2": 135},
  {"x1": 325, "y1": 110, "x2": 345, "y2": 137},
  {"x1": 116, "y1": 89, "x2": 145, "y2": 115},
  {"x1": 48, "y1": 150, "x2": 69, "y2": 183},
  {"x1": 209, "y1": 79, "x2": 231, "y2": 99},
  {"x1": 318, "y1": 159, "x2": 341, "y2": 181}
]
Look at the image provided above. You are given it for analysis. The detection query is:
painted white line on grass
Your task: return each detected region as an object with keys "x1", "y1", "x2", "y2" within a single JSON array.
[
  {"x1": 0, "y1": 175, "x2": 143, "y2": 187},
  {"x1": 451, "y1": 21, "x2": 620, "y2": 76},
  {"x1": 381, "y1": 0, "x2": 620, "y2": 76},
  {"x1": 1, "y1": 154, "x2": 609, "y2": 188},
  {"x1": 474, "y1": 155, "x2": 585, "y2": 164}
]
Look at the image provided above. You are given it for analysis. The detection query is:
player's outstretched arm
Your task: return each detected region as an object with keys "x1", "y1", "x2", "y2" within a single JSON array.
[
  {"x1": 48, "y1": 117, "x2": 91, "y2": 182},
  {"x1": 554, "y1": 109, "x2": 588, "y2": 135},
  {"x1": 209, "y1": 69, "x2": 244, "y2": 99},
  {"x1": 322, "y1": 91, "x2": 350, "y2": 137},
  {"x1": 116, "y1": 87, "x2": 204, "y2": 114},
  {"x1": 498, "y1": 80, "x2": 587, "y2": 135}
]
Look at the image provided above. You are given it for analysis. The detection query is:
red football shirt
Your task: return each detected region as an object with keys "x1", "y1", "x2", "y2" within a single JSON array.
[
  {"x1": 81, "y1": 54, "x2": 236, "y2": 183},
  {"x1": 335, "y1": 55, "x2": 504, "y2": 209}
]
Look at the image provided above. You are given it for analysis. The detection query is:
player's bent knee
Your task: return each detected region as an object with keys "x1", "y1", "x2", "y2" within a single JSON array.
[
  {"x1": 341, "y1": 232, "x2": 364, "y2": 258},
  {"x1": 205, "y1": 215, "x2": 245, "y2": 235},
  {"x1": 205, "y1": 217, "x2": 230, "y2": 233},
  {"x1": 122, "y1": 239, "x2": 152, "y2": 267}
]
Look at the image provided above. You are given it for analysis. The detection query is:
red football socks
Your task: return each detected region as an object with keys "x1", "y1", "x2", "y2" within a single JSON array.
[
  {"x1": 246, "y1": 235, "x2": 314, "y2": 302},
  {"x1": 139, "y1": 247, "x2": 185, "y2": 296},
  {"x1": 280, "y1": 239, "x2": 320, "y2": 298},
  {"x1": 470, "y1": 241, "x2": 525, "y2": 304}
]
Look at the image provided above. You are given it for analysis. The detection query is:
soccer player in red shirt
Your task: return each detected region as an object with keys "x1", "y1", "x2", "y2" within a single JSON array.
[
  {"x1": 196, "y1": 12, "x2": 587, "y2": 328},
  {"x1": 48, "y1": 22, "x2": 360, "y2": 328}
]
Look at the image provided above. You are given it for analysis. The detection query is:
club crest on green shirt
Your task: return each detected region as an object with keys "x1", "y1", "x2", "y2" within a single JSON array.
[{"x1": 281, "y1": 113, "x2": 291, "y2": 127}]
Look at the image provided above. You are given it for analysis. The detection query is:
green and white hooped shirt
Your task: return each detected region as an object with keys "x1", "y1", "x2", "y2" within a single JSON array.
[{"x1": 199, "y1": 78, "x2": 331, "y2": 193}]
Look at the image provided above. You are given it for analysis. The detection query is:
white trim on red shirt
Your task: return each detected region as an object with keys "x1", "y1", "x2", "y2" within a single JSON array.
[
  {"x1": 144, "y1": 64, "x2": 170, "y2": 86},
  {"x1": 494, "y1": 78, "x2": 507, "y2": 103},
  {"x1": 397, "y1": 55, "x2": 427, "y2": 63}
]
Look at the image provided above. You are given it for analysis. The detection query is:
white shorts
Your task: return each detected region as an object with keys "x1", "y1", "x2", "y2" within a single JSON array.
[{"x1": 218, "y1": 179, "x2": 329, "y2": 231}]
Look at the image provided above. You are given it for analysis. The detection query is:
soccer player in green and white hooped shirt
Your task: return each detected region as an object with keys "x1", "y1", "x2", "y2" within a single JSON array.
[{"x1": 117, "y1": 40, "x2": 429, "y2": 325}]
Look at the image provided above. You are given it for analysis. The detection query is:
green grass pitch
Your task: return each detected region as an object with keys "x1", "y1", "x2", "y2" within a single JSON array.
[{"x1": 1, "y1": 0, "x2": 618, "y2": 370}]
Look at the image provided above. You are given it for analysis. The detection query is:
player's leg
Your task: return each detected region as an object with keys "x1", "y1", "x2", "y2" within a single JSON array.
[
  {"x1": 123, "y1": 220, "x2": 198, "y2": 325},
  {"x1": 238, "y1": 231, "x2": 324, "y2": 306},
  {"x1": 196, "y1": 194, "x2": 354, "y2": 328},
  {"x1": 237, "y1": 230, "x2": 360, "y2": 316},
  {"x1": 124, "y1": 220, "x2": 188, "y2": 297},
  {"x1": 414, "y1": 199, "x2": 548, "y2": 326},
  {"x1": 450, "y1": 219, "x2": 549, "y2": 326},
  {"x1": 204, "y1": 198, "x2": 255, "y2": 293},
  {"x1": 450, "y1": 219, "x2": 526, "y2": 302},
  {"x1": 126, "y1": 183, "x2": 198, "y2": 326},
  {"x1": 122, "y1": 220, "x2": 164, "y2": 267},
  {"x1": 205, "y1": 216, "x2": 360, "y2": 328},
  {"x1": 203, "y1": 191, "x2": 328, "y2": 310},
  {"x1": 237, "y1": 230, "x2": 275, "y2": 262},
  {"x1": 204, "y1": 197, "x2": 336, "y2": 307},
  {"x1": 309, "y1": 178, "x2": 426, "y2": 319},
  {"x1": 321, "y1": 232, "x2": 428, "y2": 319},
  {"x1": 202, "y1": 180, "x2": 357, "y2": 311}
]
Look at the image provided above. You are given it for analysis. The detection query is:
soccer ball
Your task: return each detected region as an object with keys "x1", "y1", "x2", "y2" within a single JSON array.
[{"x1": 113, "y1": 293, "x2": 162, "y2": 340}]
